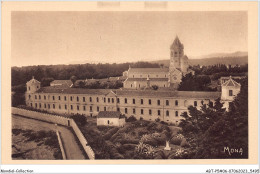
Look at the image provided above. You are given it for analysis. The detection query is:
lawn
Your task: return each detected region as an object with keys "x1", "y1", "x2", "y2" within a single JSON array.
[{"x1": 79, "y1": 117, "x2": 188, "y2": 159}]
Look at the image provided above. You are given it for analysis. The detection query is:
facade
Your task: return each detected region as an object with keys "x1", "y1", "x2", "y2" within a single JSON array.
[
  {"x1": 123, "y1": 36, "x2": 194, "y2": 89},
  {"x1": 97, "y1": 111, "x2": 125, "y2": 127},
  {"x1": 25, "y1": 76, "x2": 240, "y2": 125}
]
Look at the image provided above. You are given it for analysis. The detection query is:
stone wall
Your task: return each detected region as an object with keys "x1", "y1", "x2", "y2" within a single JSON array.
[{"x1": 12, "y1": 107, "x2": 95, "y2": 160}]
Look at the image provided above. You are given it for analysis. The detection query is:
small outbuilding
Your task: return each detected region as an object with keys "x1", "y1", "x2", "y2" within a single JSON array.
[{"x1": 97, "y1": 111, "x2": 126, "y2": 127}]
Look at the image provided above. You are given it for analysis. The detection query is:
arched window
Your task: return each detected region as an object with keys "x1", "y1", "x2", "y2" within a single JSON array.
[{"x1": 166, "y1": 110, "x2": 169, "y2": 116}]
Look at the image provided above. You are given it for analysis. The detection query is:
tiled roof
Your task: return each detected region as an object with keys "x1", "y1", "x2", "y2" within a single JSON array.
[
  {"x1": 128, "y1": 68, "x2": 169, "y2": 73},
  {"x1": 26, "y1": 78, "x2": 40, "y2": 85},
  {"x1": 97, "y1": 111, "x2": 121, "y2": 118},
  {"x1": 222, "y1": 77, "x2": 241, "y2": 87},
  {"x1": 36, "y1": 86, "x2": 221, "y2": 99},
  {"x1": 126, "y1": 78, "x2": 168, "y2": 82}
]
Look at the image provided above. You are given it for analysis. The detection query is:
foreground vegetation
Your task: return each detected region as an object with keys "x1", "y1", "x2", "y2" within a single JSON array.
[{"x1": 12, "y1": 129, "x2": 62, "y2": 159}]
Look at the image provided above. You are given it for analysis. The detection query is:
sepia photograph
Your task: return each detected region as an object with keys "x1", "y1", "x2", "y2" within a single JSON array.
[{"x1": 1, "y1": 2, "x2": 258, "y2": 170}]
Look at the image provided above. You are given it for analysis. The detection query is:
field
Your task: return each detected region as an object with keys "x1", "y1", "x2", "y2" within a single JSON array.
[{"x1": 79, "y1": 117, "x2": 189, "y2": 159}]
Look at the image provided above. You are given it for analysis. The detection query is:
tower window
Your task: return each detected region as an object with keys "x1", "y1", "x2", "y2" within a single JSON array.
[{"x1": 229, "y1": 90, "x2": 233, "y2": 96}]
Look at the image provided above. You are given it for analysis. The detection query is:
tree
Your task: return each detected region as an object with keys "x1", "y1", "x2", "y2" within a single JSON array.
[
  {"x1": 179, "y1": 77, "x2": 248, "y2": 158},
  {"x1": 70, "y1": 75, "x2": 77, "y2": 86}
]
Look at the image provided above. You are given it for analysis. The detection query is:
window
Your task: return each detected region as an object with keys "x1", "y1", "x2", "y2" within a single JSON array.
[
  {"x1": 133, "y1": 108, "x2": 136, "y2": 114},
  {"x1": 157, "y1": 100, "x2": 160, "y2": 105},
  {"x1": 112, "y1": 98, "x2": 114, "y2": 103},
  {"x1": 70, "y1": 96, "x2": 73, "y2": 101},
  {"x1": 133, "y1": 99, "x2": 135, "y2": 104},
  {"x1": 117, "y1": 108, "x2": 120, "y2": 112},
  {"x1": 194, "y1": 101, "x2": 197, "y2": 107},
  {"x1": 125, "y1": 108, "x2": 128, "y2": 114},
  {"x1": 77, "y1": 105, "x2": 79, "y2": 110},
  {"x1": 71, "y1": 105, "x2": 73, "y2": 110},
  {"x1": 108, "y1": 98, "x2": 110, "y2": 103},
  {"x1": 229, "y1": 90, "x2": 233, "y2": 96},
  {"x1": 117, "y1": 98, "x2": 120, "y2": 103},
  {"x1": 77, "y1": 96, "x2": 79, "y2": 102},
  {"x1": 125, "y1": 98, "x2": 127, "y2": 104},
  {"x1": 35, "y1": 103, "x2": 37, "y2": 108},
  {"x1": 57, "y1": 96, "x2": 60, "y2": 100},
  {"x1": 141, "y1": 109, "x2": 144, "y2": 115},
  {"x1": 166, "y1": 100, "x2": 169, "y2": 106},
  {"x1": 37, "y1": 86, "x2": 39, "y2": 89},
  {"x1": 90, "y1": 106, "x2": 92, "y2": 112},
  {"x1": 149, "y1": 109, "x2": 152, "y2": 115},
  {"x1": 158, "y1": 110, "x2": 161, "y2": 116},
  {"x1": 29, "y1": 87, "x2": 30, "y2": 91},
  {"x1": 53, "y1": 104, "x2": 55, "y2": 109},
  {"x1": 104, "y1": 107, "x2": 106, "y2": 111},
  {"x1": 97, "y1": 106, "x2": 99, "y2": 112},
  {"x1": 175, "y1": 100, "x2": 178, "y2": 106},
  {"x1": 44, "y1": 95, "x2": 46, "y2": 100},
  {"x1": 96, "y1": 97, "x2": 99, "y2": 102},
  {"x1": 44, "y1": 104, "x2": 46, "y2": 108},
  {"x1": 175, "y1": 111, "x2": 179, "y2": 117},
  {"x1": 149, "y1": 99, "x2": 151, "y2": 105},
  {"x1": 30, "y1": 103, "x2": 33, "y2": 107},
  {"x1": 139, "y1": 84, "x2": 140, "y2": 88},
  {"x1": 35, "y1": 95, "x2": 37, "y2": 99},
  {"x1": 83, "y1": 97, "x2": 85, "y2": 102},
  {"x1": 65, "y1": 105, "x2": 67, "y2": 110},
  {"x1": 39, "y1": 95, "x2": 41, "y2": 100},
  {"x1": 83, "y1": 106, "x2": 86, "y2": 111},
  {"x1": 64, "y1": 96, "x2": 67, "y2": 101},
  {"x1": 104, "y1": 98, "x2": 106, "y2": 103},
  {"x1": 53, "y1": 96, "x2": 55, "y2": 100},
  {"x1": 59, "y1": 105, "x2": 61, "y2": 109},
  {"x1": 131, "y1": 84, "x2": 132, "y2": 88},
  {"x1": 39, "y1": 103, "x2": 41, "y2": 108},
  {"x1": 29, "y1": 95, "x2": 31, "y2": 99},
  {"x1": 48, "y1": 104, "x2": 50, "y2": 109},
  {"x1": 166, "y1": 110, "x2": 169, "y2": 117},
  {"x1": 141, "y1": 99, "x2": 143, "y2": 105},
  {"x1": 90, "y1": 97, "x2": 92, "y2": 102}
]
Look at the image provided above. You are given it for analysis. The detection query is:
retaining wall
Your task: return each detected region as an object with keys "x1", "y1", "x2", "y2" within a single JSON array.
[{"x1": 12, "y1": 107, "x2": 95, "y2": 160}]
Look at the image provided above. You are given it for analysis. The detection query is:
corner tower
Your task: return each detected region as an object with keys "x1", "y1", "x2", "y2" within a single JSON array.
[{"x1": 170, "y1": 36, "x2": 184, "y2": 71}]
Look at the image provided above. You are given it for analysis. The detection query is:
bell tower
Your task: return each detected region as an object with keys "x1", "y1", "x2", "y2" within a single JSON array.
[{"x1": 170, "y1": 36, "x2": 184, "y2": 71}]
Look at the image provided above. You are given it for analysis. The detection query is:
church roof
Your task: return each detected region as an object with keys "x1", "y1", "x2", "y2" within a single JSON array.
[
  {"x1": 97, "y1": 111, "x2": 124, "y2": 118},
  {"x1": 125, "y1": 78, "x2": 168, "y2": 82},
  {"x1": 128, "y1": 68, "x2": 169, "y2": 73},
  {"x1": 222, "y1": 76, "x2": 241, "y2": 87},
  {"x1": 36, "y1": 86, "x2": 221, "y2": 99}
]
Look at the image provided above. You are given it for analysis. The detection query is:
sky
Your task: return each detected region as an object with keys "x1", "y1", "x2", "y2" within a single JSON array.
[{"x1": 12, "y1": 11, "x2": 247, "y2": 67}]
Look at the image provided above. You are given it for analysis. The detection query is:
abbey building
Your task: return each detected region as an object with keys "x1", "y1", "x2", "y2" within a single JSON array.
[{"x1": 24, "y1": 37, "x2": 241, "y2": 125}]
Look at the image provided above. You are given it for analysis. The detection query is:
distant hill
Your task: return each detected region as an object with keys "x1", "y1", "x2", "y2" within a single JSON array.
[{"x1": 153, "y1": 55, "x2": 248, "y2": 67}]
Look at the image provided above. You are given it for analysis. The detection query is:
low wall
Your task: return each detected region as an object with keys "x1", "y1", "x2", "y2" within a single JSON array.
[
  {"x1": 12, "y1": 107, "x2": 95, "y2": 160},
  {"x1": 56, "y1": 130, "x2": 66, "y2": 160}
]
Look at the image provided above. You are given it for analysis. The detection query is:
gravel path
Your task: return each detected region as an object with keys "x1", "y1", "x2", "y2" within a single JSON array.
[{"x1": 12, "y1": 114, "x2": 86, "y2": 159}]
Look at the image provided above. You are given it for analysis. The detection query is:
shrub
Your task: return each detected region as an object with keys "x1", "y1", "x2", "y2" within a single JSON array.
[
  {"x1": 126, "y1": 115, "x2": 137, "y2": 122},
  {"x1": 71, "y1": 114, "x2": 87, "y2": 126},
  {"x1": 171, "y1": 137, "x2": 182, "y2": 145},
  {"x1": 103, "y1": 127, "x2": 119, "y2": 140},
  {"x1": 180, "y1": 138, "x2": 189, "y2": 147},
  {"x1": 160, "y1": 121, "x2": 168, "y2": 125},
  {"x1": 122, "y1": 144, "x2": 136, "y2": 150},
  {"x1": 138, "y1": 130, "x2": 149, "y2": 137},
  {"x1": 155, "y1": 118, "x2": 160, "y2": 122}
]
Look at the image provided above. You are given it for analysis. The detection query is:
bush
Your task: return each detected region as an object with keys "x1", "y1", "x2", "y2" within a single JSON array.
[
  {"x1": 122, "y1": 144, "x2": 136, "y2": 150},
  {"x1": 155, "y1": 118, "x2": 160, "y2": 122},
  {"x1": 171, "y1": 137, "x2": 182, "y2": 145},
  {"x1": 143, "y1": 138, "x2": 158, "y2": 147},
  {"x1": 138, "y1": 130, "x2": 149, "y2": 137},
  {"x1": 126, "y1": 115, "x2": 137, "y2": 122},
  {"x1": 103, "y1": 127, "x2": 119, "y2": 140},
  {"x1": 180, "y1": 138, "x2": 189, "y2": 147},
  {"x1": 71, "y1": 114, "x2": 87, "y2": 126},
  {"x1": 160, "y1": 121, "x2": 168, "y2": 125}
]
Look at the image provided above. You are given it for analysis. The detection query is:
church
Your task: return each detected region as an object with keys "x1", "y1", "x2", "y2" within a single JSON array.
[{"x1": 123, "y1": 36, "x2": 194, "y2": 89}]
